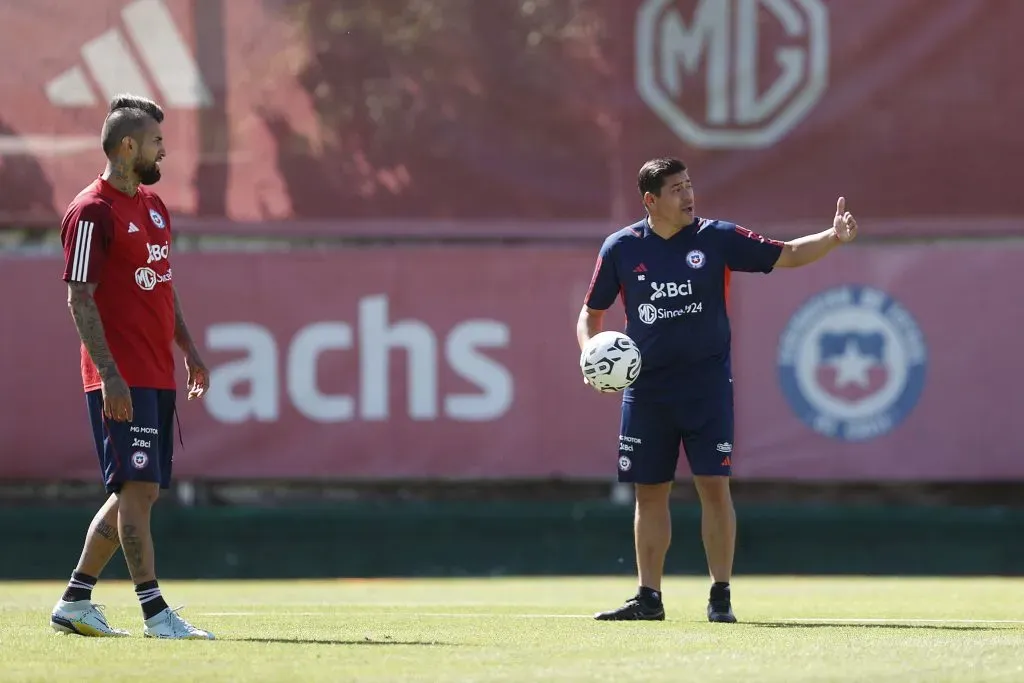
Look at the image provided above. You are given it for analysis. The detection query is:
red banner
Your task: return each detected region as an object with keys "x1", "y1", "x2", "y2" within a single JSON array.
[
  {"x1": 1, "y1": 0, "x2": 1022, "y2": 236},
  {"x1": 2, "y1": 242, "x2": 1023, "y2": 482},
  {"x1": 1, "y1": 248, "x2": 619, "y2": 480},
  {"x1": 731, "y1": 242, "x2": 1024, "y2": 481}
]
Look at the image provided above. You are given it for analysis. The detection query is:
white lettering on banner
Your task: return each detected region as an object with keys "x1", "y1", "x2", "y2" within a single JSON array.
[
  {"x1": 287, "y1": 322, "x2": 355, "y2": 421},
  {"x1": 205, "y1": 323, "x2": 279, "y2": 423},
  {"x1": 358, "y1": 295, "x2": 438, "y2": 421},
  {"x1": 204, "y1": 295, "x2": 513, "y2": 424}
]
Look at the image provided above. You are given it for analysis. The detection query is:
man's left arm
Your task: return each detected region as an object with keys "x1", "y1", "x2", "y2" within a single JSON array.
[
  {"x1": 172, "y1": 286, "x2": 209, "y2": 400},
  {"x1": 775, "y1": 197, "x2": 858, "y2": 268}
]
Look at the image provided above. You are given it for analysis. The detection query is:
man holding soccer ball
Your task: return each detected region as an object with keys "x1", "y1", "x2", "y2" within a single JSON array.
[{"x1": 577, "y1": 157, "x2": 858, "y2": 623}]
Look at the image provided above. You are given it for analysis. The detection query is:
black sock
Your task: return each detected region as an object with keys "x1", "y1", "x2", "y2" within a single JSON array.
[
  {"x1": 638, "y1": 586, "x2": 662, "y2": 605},
  {"x1": 61, "y1": 571, "x2": 98, "y2": 602},
  {"x1": 710, "y1": 581, "x2": 731, "y2": 602},
  {"x1": 135, "y1": 580, "x2": 170, "y2": 620}
]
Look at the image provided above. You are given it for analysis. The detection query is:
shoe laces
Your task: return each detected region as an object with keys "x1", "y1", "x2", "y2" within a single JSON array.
[
  {"x1": 167, "y1": 606, "x2": 200, "y2": 633},
  {"x1": 627, "y1": 595, "x2": 661, "y2": 611},
  {"x1": 88, "y1": 603, "x2": 112, "y2": 627}
]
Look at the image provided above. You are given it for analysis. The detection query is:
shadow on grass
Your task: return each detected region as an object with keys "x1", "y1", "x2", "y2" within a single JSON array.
[
  {"x1": 227, "y1": 636, "x2": 462, "y2": 646},
  {"x1": 749, "y1": 621, "x2": 1015, "y2": 632}
]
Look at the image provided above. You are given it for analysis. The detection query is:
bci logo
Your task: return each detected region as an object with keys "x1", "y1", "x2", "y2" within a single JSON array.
[
  {"x1": 147, "y1": 243, "x2": 169, "y2": 264},
  {"x1": 650, "y1": 280, "x2": 692, "y2": 301},
  {"x1": 636, "y1": 0, "x2": 829, "y2": 148}
]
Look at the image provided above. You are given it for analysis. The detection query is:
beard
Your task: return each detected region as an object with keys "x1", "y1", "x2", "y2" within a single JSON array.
[{"x1": 135, "y1": 159, "x2": 161, "y2": 186}]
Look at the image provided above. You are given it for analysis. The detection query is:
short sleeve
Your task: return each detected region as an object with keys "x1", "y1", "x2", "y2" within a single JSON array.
[
  {"x1": 720, "y1": 223, "x2": 784, "y2": 273},
  {"x1": 583, "y1": 236, "x2": 621, "y2": 310},
  {"x1": 61, "y1": 200, "x2": 115, "y2": 283}
]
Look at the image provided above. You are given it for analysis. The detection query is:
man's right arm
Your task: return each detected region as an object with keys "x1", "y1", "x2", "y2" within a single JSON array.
[
  {"x1": 577, "y1": 306, "x2": 606, "y2": 351},
  {"x1": 66, "y1": 282, "x2": 120, "y2": 382},
  {"x1": 61, "y1": 201, "x2": 119, "y2": 379},
  {"x1": 60, "y1": 200, "x2": 132, "y2": 420},
  {"x1": 577, "y1": 239, "x2": 620, "y2": 351}
]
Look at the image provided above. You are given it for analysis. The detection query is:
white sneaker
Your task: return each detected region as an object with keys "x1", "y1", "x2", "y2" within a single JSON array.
[
  {"x1": 50, "y1": 600, "x2": 130, "y2": 637},
  {"x1": 143, "y1": 606, "x2": 215, "y2": 640}
]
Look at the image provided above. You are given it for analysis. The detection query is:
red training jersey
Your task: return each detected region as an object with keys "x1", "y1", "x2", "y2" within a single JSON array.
[{"x1": 60, "y1": 177, "x2": 176, "y2": 392}]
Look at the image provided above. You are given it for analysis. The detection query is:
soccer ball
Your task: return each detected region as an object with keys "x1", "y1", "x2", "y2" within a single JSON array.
[{"x1": 580, "y1": 331, "x2": 642, "y2": 393}]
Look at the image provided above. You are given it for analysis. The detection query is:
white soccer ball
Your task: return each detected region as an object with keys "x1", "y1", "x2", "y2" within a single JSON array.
[{"x1": 580, "y1": 331, "x2": 642, "y2": 393}]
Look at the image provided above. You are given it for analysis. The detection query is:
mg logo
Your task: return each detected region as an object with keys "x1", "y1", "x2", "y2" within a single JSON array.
[{"x1": 636, "y1": 0, "x2": 829, "y2": 148}]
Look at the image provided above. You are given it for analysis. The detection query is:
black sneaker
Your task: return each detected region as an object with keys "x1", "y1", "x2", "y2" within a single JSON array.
[
  {"x1": 707, "y1": 598, "x2": 737, "y2": 623},
  {"x1": 594, "y1": 595, "x2": 665, "y2": 621},
  {"x1": 707, "y1": 582, "x2": 737, "y2": 623}
]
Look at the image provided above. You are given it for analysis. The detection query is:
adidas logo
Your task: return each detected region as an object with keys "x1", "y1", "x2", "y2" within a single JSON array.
[
  {"x1": 128, "y1": 223, "x2": 140, "y2": 233},
  {"x1": 633, "y1": 263, "x2": 648, "y2": 274},
  {"x1": 45, "y1": 0, "x2": 211, "y2": 109}
]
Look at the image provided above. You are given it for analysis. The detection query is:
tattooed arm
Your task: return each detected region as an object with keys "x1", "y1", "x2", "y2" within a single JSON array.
[
  {"x1": 173, "y1": 286, "x2": 210, "y2": 400},
  {"x1": 67, "y1": 283, "x2": 119, "y2": 381},
  {"x1": 67, "y1": 283, "x2": 133, "y2": 421}
]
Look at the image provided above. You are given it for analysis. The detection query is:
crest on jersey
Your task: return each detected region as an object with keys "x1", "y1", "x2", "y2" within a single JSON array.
[
  {"x1": 686, "y1": 250, "x2": 706, "y2": 269},
  {"x1": 149, "y1": 209, "x2": 166, "y2": 229},
  {"x1": 777, "y1": 285, "x2": 927, "y2": 442}
]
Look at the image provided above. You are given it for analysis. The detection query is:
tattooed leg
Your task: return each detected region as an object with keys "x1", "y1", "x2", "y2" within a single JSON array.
[
  {"x1": 116, "y1": 482, "x2": 160, "y2": 584},
  {"x1": 74, "y1": 494, "x2": 122, "y2": 578}
]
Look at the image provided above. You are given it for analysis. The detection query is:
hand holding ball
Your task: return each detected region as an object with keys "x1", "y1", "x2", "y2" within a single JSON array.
[{"x1": 580, "y1": 331, "x2": 642, "y2": 393}]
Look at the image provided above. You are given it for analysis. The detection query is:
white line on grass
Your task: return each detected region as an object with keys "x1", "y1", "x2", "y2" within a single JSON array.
[
  {"x1": 195, "y1": 613, "x2": 1024, "y2": 625},
  {"x1": 778, "y1": 618, "x2": 1024, "y2": 625},
  {"x1": 198, "y1": 611, "x2": 590, "y2": 618}
]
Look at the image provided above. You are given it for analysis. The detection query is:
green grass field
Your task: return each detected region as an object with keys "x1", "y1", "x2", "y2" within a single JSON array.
[{"x1": 1, "y1": 577, "x2": 1022, "y2": 682}]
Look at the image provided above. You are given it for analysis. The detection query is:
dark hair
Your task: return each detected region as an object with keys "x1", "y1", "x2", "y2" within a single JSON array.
[
  {"x1": 637, "y1": 157, "x2": 687, "y2": 197},
  {"x1": 100, "y1": 94, "x2": 165, "y2": 157}
]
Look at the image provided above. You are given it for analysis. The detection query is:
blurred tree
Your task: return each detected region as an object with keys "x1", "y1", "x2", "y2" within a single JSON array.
[
  {"x1": 0, "y1": 118, "x2": 57, "y2": 229},
  {"x1": 262, "y1": 0, "x2": 623, "y2": 221}
]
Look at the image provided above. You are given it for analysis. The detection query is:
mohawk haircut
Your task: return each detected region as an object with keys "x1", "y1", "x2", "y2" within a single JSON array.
[{"x1": 100, "y1": 94, "x2": 165, "y2": 157}]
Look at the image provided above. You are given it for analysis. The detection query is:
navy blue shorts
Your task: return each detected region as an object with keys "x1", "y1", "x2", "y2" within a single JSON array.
[
  {"x1": 86, "y1": 388, "x2": 176, "y2": 494},
  {"x1": 616, "y1": 382, "x2": 735, "y2": 483}
]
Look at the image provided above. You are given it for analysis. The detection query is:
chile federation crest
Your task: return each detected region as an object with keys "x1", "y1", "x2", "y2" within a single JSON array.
[{"x1": 777, "y1": 285, "x2": 927, "y2": 442}]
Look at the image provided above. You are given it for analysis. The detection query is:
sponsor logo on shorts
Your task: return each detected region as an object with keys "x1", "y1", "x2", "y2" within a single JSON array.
[
  {"x1": 777, "y1": 285, "x2": 927, "y2": 442},
  {"x1": 130, "y1": 426, "x2": 158, "y2": 435},
  {"x1": 619, "y1": 435, "x2": 642, "y2": 454},
  {"x1": 132, "y1": 438, "x2": 151, "y2": 449},
  {"x1": 132, "y1": 451, "x2": 149, "y2": 469}
]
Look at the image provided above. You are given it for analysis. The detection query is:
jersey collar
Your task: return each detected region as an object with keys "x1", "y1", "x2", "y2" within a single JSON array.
[{"x1": 642, "y1": 216, "x2": 700, "y2": 239}]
